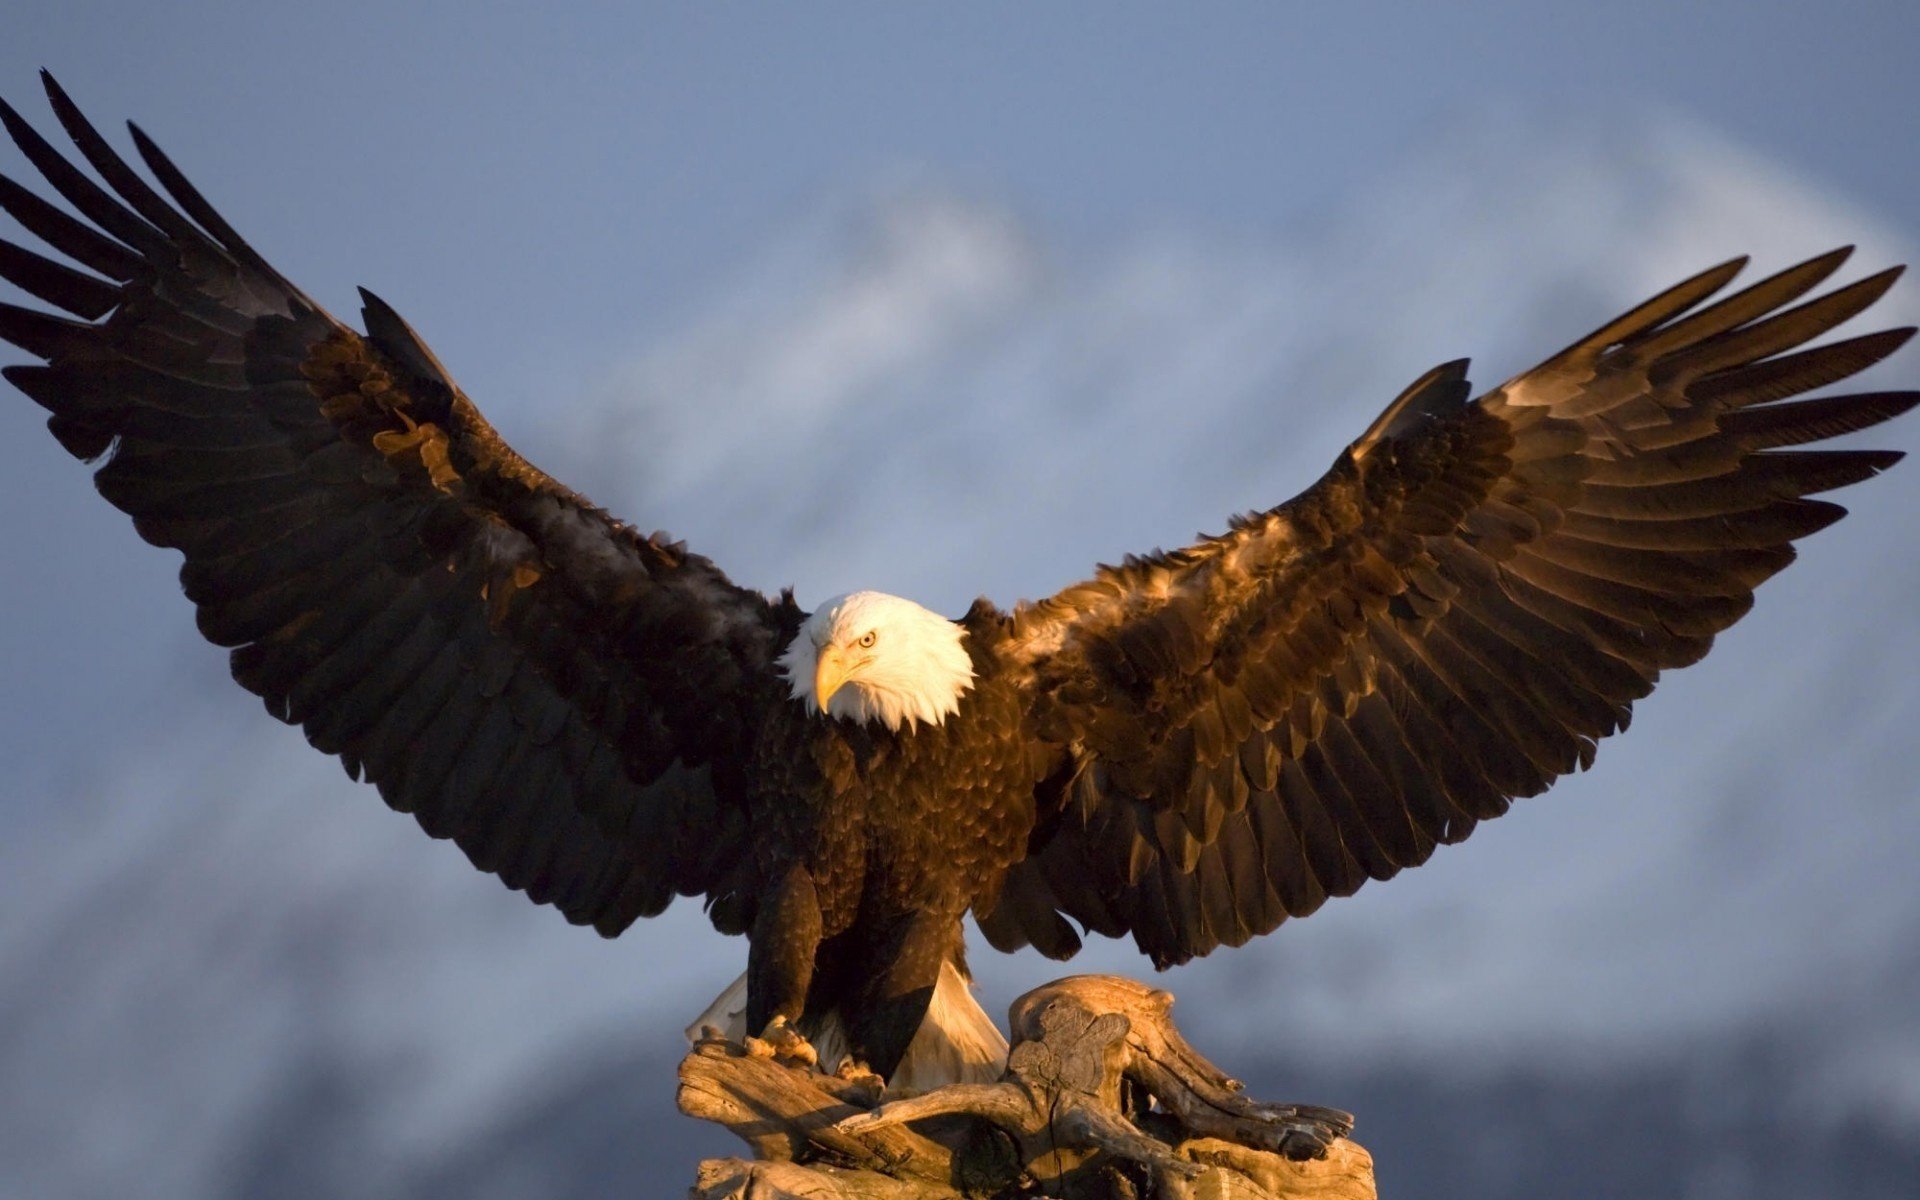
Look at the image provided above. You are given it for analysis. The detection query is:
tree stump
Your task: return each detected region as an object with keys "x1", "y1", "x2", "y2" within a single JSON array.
[{"x1": 678, "y1": 975, "x2": 1374, "y2": 1199}]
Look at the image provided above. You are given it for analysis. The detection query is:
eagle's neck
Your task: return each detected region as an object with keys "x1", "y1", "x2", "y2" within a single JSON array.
[{"x1": 778, "y1": 591, "x2": 975, "y2": 733}]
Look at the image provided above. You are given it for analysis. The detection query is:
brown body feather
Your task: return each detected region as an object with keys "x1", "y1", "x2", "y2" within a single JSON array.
[{"x1": 2, "y1": 74, "x2": 1912, "y2": 1074}]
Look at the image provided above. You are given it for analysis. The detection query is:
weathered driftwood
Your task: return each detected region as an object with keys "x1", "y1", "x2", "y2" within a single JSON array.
[{"x1": 678, "y1": 975, "x2": 1373, "y2": 1200}]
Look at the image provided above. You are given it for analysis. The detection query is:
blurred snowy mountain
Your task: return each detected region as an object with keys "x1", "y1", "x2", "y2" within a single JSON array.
[{"x1": 2, "y1": 108, "x2": 1917, "y2": 1198}]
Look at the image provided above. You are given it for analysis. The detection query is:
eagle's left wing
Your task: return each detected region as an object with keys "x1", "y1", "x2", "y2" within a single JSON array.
[
  {"x1": 982, "y1": 249, "x2": 1914, "y2": 967},
  {"x1": 0, "y1": 75, "x2": 793, "y2": 938}
]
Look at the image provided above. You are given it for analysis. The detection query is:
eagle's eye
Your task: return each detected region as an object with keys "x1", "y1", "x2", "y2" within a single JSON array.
[{"x1": 858, "y1": 631, "x2": 878, "y2": 649}]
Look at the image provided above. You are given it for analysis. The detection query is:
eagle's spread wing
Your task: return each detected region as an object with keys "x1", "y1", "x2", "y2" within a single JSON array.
[
  {"x1": 985, "y1": 248, "x2": 1914, "y2": 967},
  {"x1": 0, "y1": 75, "x2": 792, "y2": 935}
]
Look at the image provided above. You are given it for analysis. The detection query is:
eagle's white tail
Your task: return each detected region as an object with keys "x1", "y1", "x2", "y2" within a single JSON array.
[{"x1": 685, "y1": 961, "x2": 1008, "y2": 1091}]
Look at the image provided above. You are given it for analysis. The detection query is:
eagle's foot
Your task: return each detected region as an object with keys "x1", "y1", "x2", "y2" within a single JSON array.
[
  {"x1": 744, "y1": 1015, "x2": 818, "y2": 1072},
  {"x1": 831, "y1": 1057, "x2": 886, "y2": 1106}
]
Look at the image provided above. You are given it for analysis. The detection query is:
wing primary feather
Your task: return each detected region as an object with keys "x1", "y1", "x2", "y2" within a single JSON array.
[
  {"x1": 178, "y1": 500, "x2": 366, "y2": 605},
  {"x1": 38, "y1": 72, "x2": 206, "y2": 244},
  {"x1": 1693, "y1": 328, "x2": 1915, "y2": 409},
  {"x1": 95, "y1": 459, "x2": 311, "y2": 526},
  {"x1": 0, "y1": 299, "x2": 90, "y2": 360},
  {"x1": 121, "y1": 122, "x2": 271, "y2": 271},
  {"x1": 0, "y1": 171, "x2": 141, "y2": 279},
  {"x1": 0, "y1": 234, "x2": 118, "y2": 317},
  {"x1": 1523, "y1": 533, "x2": 1786, "y2": 597},
  {"x1": 101, "y1": 365, "x2": 264, "y2": 441},
  {"x1": 1720, "y1": 390, "x2": 1920, "y2": 451},
  {"x1": 0, "y1": 92, "x2": 166, "y2": 254},
  {"x1": 1553, "y1": 499, "x2": 1847, "y2": 551},
  {"x1": 1631, "y1": 247, "x2": 1853, "y2": 360},
  {"x1": 1667, "y1": 267, "x2": 1905, "y2": 380},
  {"x1": 1564, "y1": 255, "x2": 1750, "y2": 354},
  {"x1": 1504, "y1": 550, "x2": 1751, "y2": 639},
  {"x1": 1574, "y1": 449, "x2": 1902, "y2": 519}
]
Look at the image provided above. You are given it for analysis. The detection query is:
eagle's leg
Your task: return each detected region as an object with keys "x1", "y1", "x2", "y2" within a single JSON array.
[
  {"x1": 746, "y1": 867, "x2": 823, "y2": 1071},
  {"x1": 841, "y1": 911, "x2": 959, "y2": 1082}
]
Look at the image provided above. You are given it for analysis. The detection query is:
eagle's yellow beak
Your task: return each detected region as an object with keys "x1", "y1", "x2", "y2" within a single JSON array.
[{"x1": 814, "y1": 644, "x2": 850, "y2": 714}]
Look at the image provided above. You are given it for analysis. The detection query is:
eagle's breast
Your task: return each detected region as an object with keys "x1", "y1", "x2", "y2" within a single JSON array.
[{"x1": 746, "y1": 654, "x2": 1035, "y2": 938}]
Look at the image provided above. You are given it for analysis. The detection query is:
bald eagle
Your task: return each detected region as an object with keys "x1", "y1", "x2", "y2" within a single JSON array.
[{"x1": 2, "y1": 74, "x2": 1914, "y2": 1086}]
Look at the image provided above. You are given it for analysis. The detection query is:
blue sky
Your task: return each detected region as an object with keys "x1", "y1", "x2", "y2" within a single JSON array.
[{"x1": 5, "y1": 2, "x2": 1917, "y2": 387}]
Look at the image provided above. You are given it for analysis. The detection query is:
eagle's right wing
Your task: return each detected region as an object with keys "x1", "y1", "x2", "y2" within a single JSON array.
[
  {"x1": 985, "y1": 247, "x2": 1914, "y2": 968},
  {"x1": 0, "y1": 74, "x2": 794, "y2": 935}
]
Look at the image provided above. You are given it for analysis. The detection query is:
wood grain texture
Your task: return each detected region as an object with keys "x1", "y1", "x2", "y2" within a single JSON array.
[{"x1": 680, "y1": 975, "x2": 1374, "y2": 1200}]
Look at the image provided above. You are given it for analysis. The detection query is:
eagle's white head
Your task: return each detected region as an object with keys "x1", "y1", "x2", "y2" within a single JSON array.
[{"x1": 778, "y1": 591, "x2": 975, "y2": 732}]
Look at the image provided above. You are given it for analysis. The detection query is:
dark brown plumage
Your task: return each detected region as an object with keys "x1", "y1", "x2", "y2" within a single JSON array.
[
  {"x1": 2, "y1": 74, "x2": 1912, "y2": 1079},
  {"x1": 983, "y1": 250, "x2": 1914, "y2": 969}
]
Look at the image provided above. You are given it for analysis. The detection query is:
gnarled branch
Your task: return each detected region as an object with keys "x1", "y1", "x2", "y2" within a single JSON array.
[{"x1": 678, "y1": 975, "x2": 1374, "y2": 1199}]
